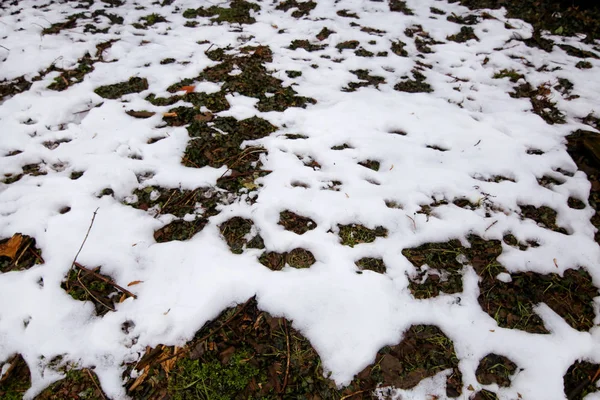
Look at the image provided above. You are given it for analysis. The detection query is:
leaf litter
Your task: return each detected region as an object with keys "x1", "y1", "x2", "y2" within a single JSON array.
[{"x1": 0, "y1": 0, "x2": 600, "y2": 399}]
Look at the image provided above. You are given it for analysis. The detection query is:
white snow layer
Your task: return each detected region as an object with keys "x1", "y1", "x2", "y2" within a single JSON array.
[{"x1": 0, "y1": 0, "x2": 599, "y2": 399}]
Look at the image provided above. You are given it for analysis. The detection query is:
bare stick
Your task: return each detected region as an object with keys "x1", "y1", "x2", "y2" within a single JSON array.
[
  {"x1": 74, "y1": 262, "x2": 137, "y2": 299},
  {"x1": 281, "y1": 319, "x2": 291, "y2": 395},
  {"x1": 71, "y1": 208, "x2": 99, "y2": 268},
  {"x1": 84, "y1": 368, "x2": 107, "y2": 400}
]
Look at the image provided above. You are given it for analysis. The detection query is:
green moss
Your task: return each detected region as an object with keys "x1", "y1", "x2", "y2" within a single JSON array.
[
  {"x1": 447, "y1": 26, "x2": 478, "y2": 42},
  {"x1": 389, "y1": 0, "x2": 414, "y2": 15},
  {"x1": 276, "y1": 0, "x2": 316, "y2": 18},
  {"x1": 289, "y1": 40, "x2": 326, "y2": 52},
  {"x1": 391, "y1": 40, "x2": 408, "y2": 57},
  {"x1": 394, "y1": 70, "x2": 433, "y2": 93},
  {"x1": 195, "y1": 1, "x2": 260, "y2": 25},
  {"x1": 355, "y1": 257, "x2": 386, "y2": 274},
  {"x1": 336, "y1": 40, "x2": 359, "y2": 51},
  {"x1": 169, "y1": 351, "x2": 259, "y2": 400},
  {"x1": 338, "y1": 224, "x2": 387, "y2": 247},
  {"x1": 492, "y1": 69, "x2": 524, "y2": 83},
  {"x1": 94, "y1": 77, "x2": 148, "y2": 99}
]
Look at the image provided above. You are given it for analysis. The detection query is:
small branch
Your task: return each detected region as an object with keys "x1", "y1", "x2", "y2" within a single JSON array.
[
  {"x1": 84, "y1": 368, "x2": 107, "y2": 400},
  {"x1": 71, "y1": 208, "x2": 99, "y2": 268},
  {"x1": 74, "y1": 262, "x2": 137, "y2": 299},
  {"x1": 485, "y1": 220, "x2": 498, "y2": 232},
  {"x1": 76, "y1": 269, "x2": 115, "y2": 312},
  {"x1": 340, "y1": 389, "x2": 372, "y2": 400},
  {"x1": 281, "y1": 319, "x2": 291, "y2": 395}
]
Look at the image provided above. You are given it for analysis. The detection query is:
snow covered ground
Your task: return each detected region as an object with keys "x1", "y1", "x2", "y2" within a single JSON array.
[{"x1": 0, "y1": 0, "x2": 600, "y2": 399}]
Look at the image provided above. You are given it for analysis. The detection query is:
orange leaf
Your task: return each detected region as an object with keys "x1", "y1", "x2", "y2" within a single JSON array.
[
  {"x1": 0, "y1": 234, "x2": 23, "y2": 260},
  {"x1": 128, "y1": 365, "x2": 150, "y2": 392},
  {"x1": 163, "y1": 112, "x2": 177, "y2": 117},
  {"x1": 127, "y1": 280, "x2": 143, "y2": 287},
  {"x1": 180, "y1": 85, "x2": 195, "y2": 93}
]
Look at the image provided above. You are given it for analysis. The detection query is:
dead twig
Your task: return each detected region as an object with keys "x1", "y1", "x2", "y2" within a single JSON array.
[
  {"x1": 73, "y1": 262, "x2": 137, "y2": 299},
  {"x1": 84, "y1": 368, "x2": 107, "y2": 400},
  {"x1": 281, "y1": 319, "x2": 291, "y2": 395},
  {"x1": 76, "y1": 269, "x2": 115, "y2": 312},
  {"x1": 71, "y1": 208, "x2": 99, "y2": 268},
  {"x1": 340, "y1": 389, "x2": 372, "y2": 399},
  {"x1": 485, "y1": 220, "x2": 498, "y2": 232}
]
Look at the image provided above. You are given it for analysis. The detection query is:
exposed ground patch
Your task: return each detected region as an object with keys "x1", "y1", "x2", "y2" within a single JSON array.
[
  {"x1": 220, "y1": 217, "x2": 264, "y2": 254},
  {"x1": 61, "y1": 263, "x2": 135, "y2": 316},
  {"x1": 278, "y1": 211, "x2": 316, "y2": 235},
  {"x1": 563, "y1": 360, "x2": 600, "y2": 400},
  {"x1": 0, "y1": 233, "x2": 44, "y2": 273},
  {"x1": 476, "y1": 353, "x2": 518, "y2": 387},
  {"x1": 338, "y1": 224, "x2": 388, "y2": 247},
  {"x1": 355, "y1": 257, "x2": 386, "y2": 274},
  {"x1": 259, "y1": 248, "x2": 316, "y2": 270}
]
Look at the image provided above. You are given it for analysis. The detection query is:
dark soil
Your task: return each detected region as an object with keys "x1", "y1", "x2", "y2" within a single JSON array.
[
  {"x1": 338, "y1": 224, "x2": 388, "y2": 247},
  {"x1": 355, "y1": 257, "x2": 387, "y2": 274},
  {"x1": 259, "y1": 248, "x2": 316, "y2": 270},
  {"x1": 220, "y1": 217, "x2": 265, "y2": 254},
  {"x1": 278, "y1": 211, "x2": 317, "y2": 235},
  {"x1": 563, "y1": 360, "x2": 600, "y2": 399},
  {"x1": 476, "y1": 353, "x2": 518, "y2": 387}
]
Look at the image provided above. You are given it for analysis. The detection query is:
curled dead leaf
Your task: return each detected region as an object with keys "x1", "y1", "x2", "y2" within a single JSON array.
[
  {"x1": 163, "y1": 112, "x2": 178, "y2": 118},
  {"x1": 127, "y1": 280, "x2": 143, "y2": 287},
  {"x1": 179, "y1": 85, "x2": 195, "y2": 93},
  {"x1": 0, "y1": 234, "x2": 23, "y2": 260}
]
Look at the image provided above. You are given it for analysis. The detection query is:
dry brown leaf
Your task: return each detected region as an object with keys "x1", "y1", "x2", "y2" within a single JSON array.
[
  {"x1": 127, "y1": 280, "x2": 143, "y2": 287},
  {"x1": 194, "y1": 112, "x2": 213, "y2": 122},
  {"x1": 553, "y1": 258, "x2": 559, "y2": 268},
  {"x1": 126, "y1": 110, "x2": 155, "y2": 119},
  {"x1": 119, "y1": 293, "x2": 127, "y2": 303},
  {"x1": 128, "y1": 365, "x2": 150, "y2": 392},
  {"x1": 0, "y1": 234, "x2": 23, "y2": 260},
  {"x1": 163, "y1": 112, "x2": 178, "y2": 118},
  {"x1": 180, "y1": 85, "x2": 195, "y2": 93}
]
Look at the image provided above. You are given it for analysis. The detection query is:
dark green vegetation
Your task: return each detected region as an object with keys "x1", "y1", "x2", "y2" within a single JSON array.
[
  {"x1": 276, "y1": 0, "x2": 316, "y2": 18},
  {"x1": 447, "y1": 26, "x2": 478, "y2": 42},
  {"x1": 278, "y1": 211, "x2": 316, "y2": 235},
  {"x1": 389, "y1": 0, "x2": 414, "y2": 15},
  {"x1": 353, "y1": 325, "x2": 462, "y2": 397},
  {"x1": 94, "y1": 77, "x2": 148, "y2": 99},
  {"x1": 2, "y1": 164, "x2": 47, "y2": 185},
  {"x1": 475, "y1": 353, "x2": 518, "y2": 387},
  {"x1": 338, "y1": 224, "x2": 388, "y2": 247},
  {"x1": 394, "y1": 69, "x2": 433, "y2": 93},
  {"x1": 453, "y1": 0, "x2": 600, "y2": 42},
  {"x1": 358, "y1": 159, "x2": 381, "y2": 171},
  {"x1": 289, "y1": 40, "x2": 326, "y2": 52},
  {"x1": 403, "y1": 235, "x2": 598, "y2": 334},
  {"x1": 182, "y1": 1, "x2": 260, "y2": 24},
  {"x1": 0, "y1": 234, "x2": 43, "y2": 273},
  {"x1": 355, "y1": 257, "x2": 387, "y2": 274},
  {"x1": 132, "y1": 14, "x2": 168, "y2": 29},
  {"x1": 219, "y1": 217, "x2": 265, "y2": 254},
  {"x1": 259, "y1": 248, "x2": 316, "y2": 270},
  {"x1": 510, "y1": 82, "x2": 565, "y2": 124},
  {"x1": 344, "y1": 70, "x2": 386, "y2": 92},
  {"x1": 519, "y1": 204, "x2": 568, "y2": 234},
  {"x1": 61, "y1": 263, "x2": 135, "y2": 316},
  {"x1": 563, "y1": 360, "x2": 600, "y2": 399},
  {"x1": 120, "y1": 299, "x2": 467, "y2": 399}
]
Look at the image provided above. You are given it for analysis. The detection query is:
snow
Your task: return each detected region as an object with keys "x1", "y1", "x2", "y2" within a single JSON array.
[{"x1": 0, "y1": 0, "x2": 599, "y2": 399}]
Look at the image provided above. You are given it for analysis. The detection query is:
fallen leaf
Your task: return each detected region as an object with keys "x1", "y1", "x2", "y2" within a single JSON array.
[
  {"x1": 127, "y1": 280, "x2": 143, "y2": 287},
  {"x1": 467, "y1": 385, "x2": 474, "y2": 391},
  {"x1": 194, "y1": 112, "x2": 213, "y2": 122},
  {"x1": 119, "y1": 293, "x2": 127, "y2": 303},
  {"x1": 163, "y1": 112, "x2": 178, "y2": 118},
  {"x1": 553, "y1": 258, "x2": 559, "y2": 268},
  {"x1": 389, "y1": 164, "x2": 394, "y2": 170},
  {"x1": 179, "y1": 85, "x2": 195, "y2": 93},
  {"x1": 0, "y1": 234, "x2": 23, "y2": 260},
  {"x1": 163, "y1": 308, "x2": 170, "y2": 315},
  {"x1": 126, "y1": 110, "x2": 155, "y2": 119},
  {"x1": 489, "y1": 329, "x2": 495, "y2": 332}
]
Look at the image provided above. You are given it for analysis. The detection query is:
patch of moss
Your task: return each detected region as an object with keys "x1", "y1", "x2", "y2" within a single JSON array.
[
  {"x1": 354, "y1": 48, "x2": 374, "y2": 57},
  {"x1": 196, "y1": 1, "x2": 260, "y2": 25},
  {"x1": 355, "y1": 257, "x2": 386, "y2": 274},
  {"x1": 394, "y1": 70, "x2": 433, "y2": 93},
  {"x1": 353, "y1": 325, "x2": 462, "y2": 397},
  {"x1": 289, "y1": 40, "x2": 326, "y2": 52},
  {"x1": 338, "y1": 224, "x2": 387, "y2": 247},
  {"x1": 492, "y1": 69, "x2": 524, "y2": 83},
  {"x1": 220, "y1": 217, "x2": 264, "y2": 254},
  {"x1": 563, "y1": 360, "x2": 600, "y2": 400},
  {"x1": 316, "y1": 27, "x2": 335, "y2": 41},
  {"x1": 336, "y1": 40, "x2": 360, "y2": 51},
  {"x1": 391, "y1": 40, "x2": 408, "y2": 57},
  {"x1": 344, "y1": 70, "x2": 385, "y2": 92},
  {"x1": 358, "y1": 159, "x2": 380, "y2": 171},
  {"x1": 447, "y1": 26, "x2": 478, "y2": 42},
  {"x1": 61, "y1": 265, "x2": 132, "y2": 316},
  {"x1": 42, "y1": 14, "x2": 83, "y2": 35},
  {"x1": 576, "y1": 60, "x2": 593, "y2": 69},
  {"x1": 519, "y1": 204, "x2": 568, "y2": 234},
  {"x1": 510, "y1": 82, "x2": 565, "y2": 124},
  {"x1": 336, "y1": 9, "x2": 359, "y2": 19},
  {"x1": 279, "y1": 211, "x2": 316, "y2": 235},
  {"x1": 389, "y1": 0, "x2": 414, "y2": 15},
  {"x1": 0, "y1": 355, "x2": 31, "y2": 400},
  {"x1": 94, "y1": 77, "x2": 148, "y2": 99},
  {"x1": 275, "y1": 0, "x2": 316, "y2": 18},
  {"x1": 476, "y1": 354, "x2": 518, "y2": 387},
  {"x1": 447, "y1": 13, "x2": 479, "y2": 25},
  {"x1": 259, "y1": 248, "x2": 316, "y2": 270},
  {"x1": 430, "y1": 7, "x2": 446, "y2": 15}
]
